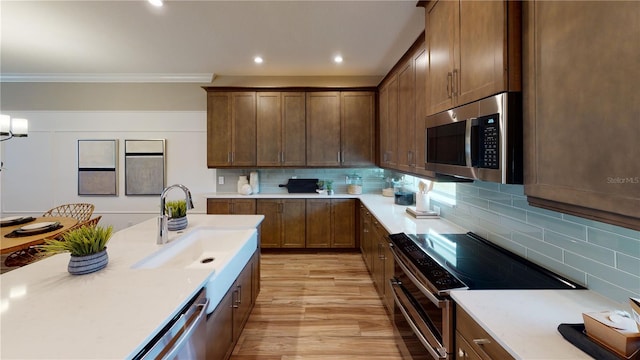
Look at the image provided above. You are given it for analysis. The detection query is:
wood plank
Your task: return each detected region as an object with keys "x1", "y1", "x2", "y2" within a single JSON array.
[{"x1": 229, "y1": 253, "x2": 403, "y2": 360}]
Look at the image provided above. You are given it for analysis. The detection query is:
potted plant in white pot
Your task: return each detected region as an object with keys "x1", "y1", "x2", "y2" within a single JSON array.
[
  {"x1": 39, "y1": 225, "x2": 113, "y2": 275},
  {"x1": 165, "y1": 199, "x2": 188, "y2": 231}
]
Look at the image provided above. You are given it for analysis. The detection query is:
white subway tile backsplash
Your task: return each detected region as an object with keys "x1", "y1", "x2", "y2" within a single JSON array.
[{"x1": 437, "y1": 180, "x2": 640, "y2": 303}]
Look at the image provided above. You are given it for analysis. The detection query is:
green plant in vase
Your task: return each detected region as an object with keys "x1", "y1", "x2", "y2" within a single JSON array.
[
  {"x1": 39, "y1": 225, "x2": 113, "y2": 275},
  {"x1": 325, "y1": 180, "x2": 334, "y2": 195},
  {"x1": 165, "y1": 199, "x2": 189, "y2": 231},
  {"x1": 165, "y1": 199, "x2": 187, "y2": 219}
]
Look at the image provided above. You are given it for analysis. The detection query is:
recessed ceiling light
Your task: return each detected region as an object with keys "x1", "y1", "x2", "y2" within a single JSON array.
[
  {"x1": 334, "y1": 55, "x2": 343, "y2": 64},
  {"x1": 254, "y1": 56, "x2": 264, "y2": 64},
  {"x1": 148, "y1": 0, "x2": 163, "y2": 7}
]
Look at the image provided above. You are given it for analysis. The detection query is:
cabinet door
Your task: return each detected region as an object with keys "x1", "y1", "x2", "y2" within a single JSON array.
[
  {"x1": 207, "y1": 199, "x2": 231, "y2": 214},
  {"x1": 361, "y1": 208, "x2": 374, "y2": 272},
  {"x1": 381, "y1": 77, "x2": 399, "y2": 167},
  {"x1": 233, "y1": 259, "x2": 254, "y2": 340},
  {"x1": 305, "y1": 199, "x2": 331, "y2": 248},
  {"x1": 396, "y1": 60, "x2": 416, "y2": 172},
  {"x1": 232, "y1": 199, "x2": 256, "y2": 214},
  {"x1": 256, "y1": 92, "x2": 282, "y2": 166},
  {"x1": 331, "y1": 199, "x2": 355, "y2": 248},
  {"x1": 383, "y1": 241, "x2": 395, "y2": 313},
  {"x1": 281, "y1": 199, "x2": 306, "y2": 248},
  {"x1": 413, "y1": 48, "x2": 429, "y2": 175},
  {"x1": 378, "y1": 83, "x2": 390, "y2": 165},
  {"x1": 341, "y1": 92, "x2": 374, "y2": 166},
  {"x1": 231, "y1": 92, "x2": 256, "y2": 166},
  {"x1": 256, "y1": 200, "x2": 282, "y2": 248},
  {"x1": 282, "y1": 92, "x2": 306, "y2": 166},
  {"x1": 426, "y1": 0, "x2": 457, "y2": 115},
  {"x1": 524, "y1": 1, "x2": 640, "y2": 230},
  {"x1": 457, "y1": 0, "x2": 506, "y2": 105},
  {"x1": 206, "y1": 288, "x2": 234, "y2": 360},
  {"x1": 371, "y1": 220, "x2": 386, "y2": 296},
  {"x1": 207, "y1": 92, "x2": 232, "y2": 167},
  {"x1": 306, "y1": 92, "x2": 341, "y2": 166}
]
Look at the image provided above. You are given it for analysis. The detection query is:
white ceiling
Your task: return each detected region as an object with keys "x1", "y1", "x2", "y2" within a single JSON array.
[{"x1": 0, "y1": 0, "x2": 425, "y2": 83}]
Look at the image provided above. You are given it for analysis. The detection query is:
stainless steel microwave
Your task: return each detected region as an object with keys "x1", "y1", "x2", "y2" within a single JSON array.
[{"x1": 425, "y1": 92, "x2": 523, "y2": 184}]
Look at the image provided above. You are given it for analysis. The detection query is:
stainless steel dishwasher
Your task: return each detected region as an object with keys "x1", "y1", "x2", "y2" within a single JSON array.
[{"x1": 133, "y1": 289, "x2": 209, "y2": 360}]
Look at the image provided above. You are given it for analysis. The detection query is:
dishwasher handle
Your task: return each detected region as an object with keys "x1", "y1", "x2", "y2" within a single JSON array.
[{"x1": 160, "y1": 296, "x2": 209, "y2": 360}]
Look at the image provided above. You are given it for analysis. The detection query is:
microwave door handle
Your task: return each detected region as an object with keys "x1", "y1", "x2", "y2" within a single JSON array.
[{"x1": 470, "y1": 121, "x2": 480, "y2": 168}]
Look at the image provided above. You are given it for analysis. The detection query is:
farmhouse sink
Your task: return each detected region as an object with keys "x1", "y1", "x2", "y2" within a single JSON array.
[{"x1": 131, "y1": 227, "x2": 257, "y2": 270}]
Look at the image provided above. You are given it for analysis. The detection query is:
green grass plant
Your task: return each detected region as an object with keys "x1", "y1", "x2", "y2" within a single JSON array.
[
  {"x1": 165, "y1": 199, "x2": 187, "y2": 218},
  {"x1": 39, "y1": 225, "x2": 113, "y2": 257}
]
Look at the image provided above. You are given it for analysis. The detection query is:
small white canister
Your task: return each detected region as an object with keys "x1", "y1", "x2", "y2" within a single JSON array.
[
  {"x1": 237, "y1": 176, "x2": 250, "y2": 194},
  {"x1": 415, "y1": 192, "x2": 431, "y2": 212}
]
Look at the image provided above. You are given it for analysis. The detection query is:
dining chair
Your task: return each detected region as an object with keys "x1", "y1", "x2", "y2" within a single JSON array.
[
  {"x1": 3, "y1": 216, "x2": 102, "y2": 269},
  {"x1": 42, "y1": 203, "x2": 95, "y2": 222}
]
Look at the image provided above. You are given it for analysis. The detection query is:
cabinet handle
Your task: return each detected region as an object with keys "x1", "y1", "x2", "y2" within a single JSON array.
[
  {"x1": 473, "y1": 338, "x2": 491, "y2": 346},
  {"x1": 447, "y1": 72, "x2": 453, "y2": 98},
  {"x1": 337, "y1": 152, "x2": 341, "y2": 163},
  {"x1": 281, "y1": 151, "x2": 285, "y2": 164},
  {"x1": 341, "y1": 151, "x2": 345, "y2": 164},
  {"x1": 236, "y1": 284, "x2": 242, "y2": 305},
  {"x1": 452, "y1": 69, "x2": 458, "y2": 97},
  {"x1": 227, "y1": 152, "x2": 232, "y2": 163},
  {"x1": 458, "y1": 348, "x2": 466, "y2": 359},
  {"x1": 232, "y1": 290, "x2": 239, "y2": 308}
]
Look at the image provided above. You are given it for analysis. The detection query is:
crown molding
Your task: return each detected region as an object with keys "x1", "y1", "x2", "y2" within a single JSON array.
[{"x1": 0, "y1": 73, "x2": 214, "y2": 83}]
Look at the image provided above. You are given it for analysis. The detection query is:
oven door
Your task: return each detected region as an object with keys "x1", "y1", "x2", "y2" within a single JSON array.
[{"x1": 389, "y1": 247, "x2": 454, "y2": 360}]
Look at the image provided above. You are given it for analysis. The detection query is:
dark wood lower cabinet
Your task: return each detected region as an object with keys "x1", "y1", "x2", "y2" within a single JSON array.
[
  {"x1": 360, "y1": 202, "x2": 394, "y2": 314},
  {"x1": 306, "y1": 199, "x2": 356, "y2": 248},
  {"x1": 205, "y1": 251, "x2": 258, "y2": 360},
  {"x1": 257, "y1": 199, "x2": 306, "y2": 248},
  {"x1": 206, "y1": 199, "x2": 256, "y2": 215}
]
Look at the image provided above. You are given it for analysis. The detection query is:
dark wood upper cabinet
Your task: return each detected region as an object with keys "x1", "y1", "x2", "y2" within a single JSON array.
[
  {"x1": 523, "y1": 1, "x2": 640, "y2": 230},
  {"x1": 307, "y1": 91, "x2": 375, "y2": 167},
  {"x1": 425, "y1": 0, "x2": 521, "y2": 116},
  {"x1": 379, "y1": 76, "x2": 398, "y2": 167},
  {"x1": 206, "y1": 91, "x2": 256, "y2": 167},
  {"x1": 306, "y1": 92, "x2": 342, "y2": 166},
  {"x1": 341, "y1": 91, "x2": 375, "y2": 167},
  {"x1": 396, "y1": 59, "x2": 416, "y2": 173},
  {"x1": 256, "y1": 92, "x2": 306, "y2": 167}
]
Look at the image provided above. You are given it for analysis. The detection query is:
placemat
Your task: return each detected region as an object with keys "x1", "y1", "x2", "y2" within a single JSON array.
[
  {"x1": 5, "y1": 223, "x2": 62, "y2": 238},
  {"x1": 0, "y1": 216, "x2": 35, "y2": 227}
]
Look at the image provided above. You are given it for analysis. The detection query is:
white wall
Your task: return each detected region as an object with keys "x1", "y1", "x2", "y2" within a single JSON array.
[{"x1": 0, "y1": 111, "x2": 216, "y2": 230}]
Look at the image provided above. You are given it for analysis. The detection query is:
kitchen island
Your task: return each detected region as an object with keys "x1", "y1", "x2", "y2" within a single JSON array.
[{"x1": 0, "y1": 214, "x2": 263, "y2": 360}]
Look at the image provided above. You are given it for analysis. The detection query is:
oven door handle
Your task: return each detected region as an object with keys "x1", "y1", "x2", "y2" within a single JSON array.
[
  {"x1": 389, "y1": 245, "x2": 446, "y2": 308},
  {"x1": 390, "y1": 279, "x2": 448, "y2": 359}
]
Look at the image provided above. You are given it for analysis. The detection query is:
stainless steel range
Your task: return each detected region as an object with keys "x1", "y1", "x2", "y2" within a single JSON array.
[{"x1": 388, "y1": 231, "x2": 583, "y2": 360}]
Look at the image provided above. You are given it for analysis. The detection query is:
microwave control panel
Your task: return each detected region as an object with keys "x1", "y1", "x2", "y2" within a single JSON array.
[{"x1": 475, "y1": 114, "x2": 500, "y2": 169}]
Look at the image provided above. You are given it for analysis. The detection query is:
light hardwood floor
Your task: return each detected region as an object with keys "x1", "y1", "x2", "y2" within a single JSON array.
[{"x1": 230, "y1": 252, "x2": 404, "y2": 360}]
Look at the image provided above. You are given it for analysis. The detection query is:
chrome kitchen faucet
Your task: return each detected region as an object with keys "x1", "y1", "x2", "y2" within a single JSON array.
[{"x1": 157, "y1": 184, "x2": 195, "y2": 244}]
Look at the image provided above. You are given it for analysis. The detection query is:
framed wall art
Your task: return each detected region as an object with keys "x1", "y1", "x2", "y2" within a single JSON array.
[
  {"x1": 77, "y1": 139, "x2": 118, "y2": 196},
  {"x1": 125, "y1": 139, "x2": 166, "y2": 196}
]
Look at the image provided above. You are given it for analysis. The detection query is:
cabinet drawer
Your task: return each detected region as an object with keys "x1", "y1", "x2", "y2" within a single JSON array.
[{"x1": 456, "y1": 306, "x2": 514, "y2": 360}]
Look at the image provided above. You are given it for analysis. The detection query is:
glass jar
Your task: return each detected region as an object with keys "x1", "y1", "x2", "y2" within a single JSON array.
[{"x1": 346, "y1": 174, "x2": 363, "y2": 194}]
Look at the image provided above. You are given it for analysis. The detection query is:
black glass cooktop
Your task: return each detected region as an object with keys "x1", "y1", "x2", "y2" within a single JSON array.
[{"x1": 389, "y1": 232, "x2": 583, "y2": 291}]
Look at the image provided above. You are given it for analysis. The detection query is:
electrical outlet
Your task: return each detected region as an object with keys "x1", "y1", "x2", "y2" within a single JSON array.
[
  {"x1": 218, "y1": 176, "x2": 224, "y2": 185},
  {"x1": 433, "y1": 205, "x2": 441, "y2": 216}
]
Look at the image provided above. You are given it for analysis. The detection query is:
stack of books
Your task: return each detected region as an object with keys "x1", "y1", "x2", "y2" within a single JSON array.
[{"x1": 405, "y1": 207, "x2": 439, "y2": 219}]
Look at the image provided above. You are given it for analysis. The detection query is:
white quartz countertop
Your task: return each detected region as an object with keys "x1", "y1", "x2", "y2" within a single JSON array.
[
  {"x1": 206, "y1": 192, "x2": 628, "y2": 359},
  {"x1": 208, "y1": 192, "x2": 468, "y2": 235},
  {"x1": 0, "y1": 214, "x2": 264, "y2": 360},
  {"x1": 451, "y1": 290, "x2": 626, "y2": 359}
]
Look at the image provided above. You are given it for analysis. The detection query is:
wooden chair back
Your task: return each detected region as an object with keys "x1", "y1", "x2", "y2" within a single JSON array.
[{"x1": 42, "y1": 203, "x2": 95, "y2": 222}]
